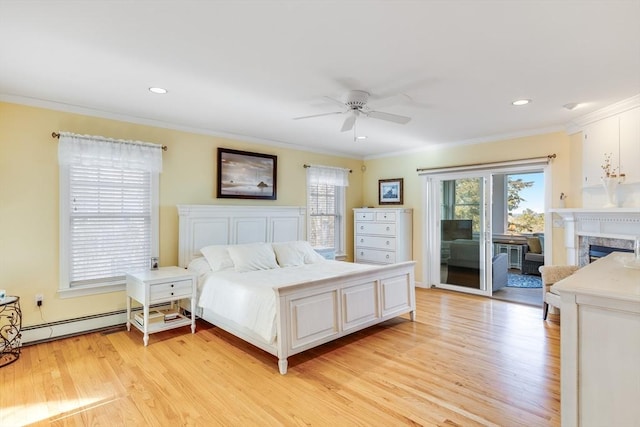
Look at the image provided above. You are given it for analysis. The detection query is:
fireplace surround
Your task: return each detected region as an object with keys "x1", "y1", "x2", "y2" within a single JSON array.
[{"x1": 552, "y1": 208, "x2": 640, "y2": 266}]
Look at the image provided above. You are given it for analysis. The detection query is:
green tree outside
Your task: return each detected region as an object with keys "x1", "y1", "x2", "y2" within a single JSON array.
[{"x1": 444, "y1": 175, "x2": 543, "y2": 234}]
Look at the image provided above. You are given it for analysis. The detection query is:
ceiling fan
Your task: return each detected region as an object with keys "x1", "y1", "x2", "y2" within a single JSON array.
[{"x1": 293, "y1": 90, "x2": 411, "y2": 139}]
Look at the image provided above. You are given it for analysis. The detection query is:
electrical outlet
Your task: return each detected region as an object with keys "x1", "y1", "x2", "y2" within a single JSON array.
[{"x1": 35, "y1": 294, "x2": 43, "y2": 306}]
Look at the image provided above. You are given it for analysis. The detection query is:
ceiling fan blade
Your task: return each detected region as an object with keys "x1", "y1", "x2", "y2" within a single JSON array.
[
  {"x1": 323, "y1": 96, "x2": 347, "y2": 109},
  {"x1": 293, "y1": 111, "x2": 344, "y2": 120},
  {"x1": 369, "y1": 93, "x2": 412, "y2": 109},
  {"x1": 367, "y1": 110, "x2": 411, "y2": 124},
  {"x1": 341, "y1": 111, "x2": 357, "y2": 132}
]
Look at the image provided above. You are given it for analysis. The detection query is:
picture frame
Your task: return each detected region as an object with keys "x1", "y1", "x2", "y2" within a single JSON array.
[
  {"x1": 379, "y1": 178, "x2": 403, "y2": 205},
  {"x1": 217, "y1": 148, "x2": 277, "y2": 200}
]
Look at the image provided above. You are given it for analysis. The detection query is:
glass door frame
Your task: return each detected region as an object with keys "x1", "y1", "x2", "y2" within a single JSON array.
[
  {"x1": 424, "y1": 171, "x2": 493, "y2": 297},
  {"x1": 421, "y1": 159, "x2": 553, "y2": 298}
]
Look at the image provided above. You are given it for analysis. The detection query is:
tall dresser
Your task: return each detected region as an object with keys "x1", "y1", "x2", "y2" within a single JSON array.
[{"x1": 353, "y1": 208, "x2": 413, "y2": 264}]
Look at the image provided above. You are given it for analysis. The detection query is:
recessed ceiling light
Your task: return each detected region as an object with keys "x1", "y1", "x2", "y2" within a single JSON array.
[
  {"x1": 149, "y1": 87, "x2": 167, "y2": 94},
  {"x1": 563, "y1": 102, "x2": 580, "y2": 110},
  {"x1": 356, "y1": 136, "x2": 368, "y2": 140},
  {"x1": 512, "y1": 99, "x2": 531, "y2": 106}
]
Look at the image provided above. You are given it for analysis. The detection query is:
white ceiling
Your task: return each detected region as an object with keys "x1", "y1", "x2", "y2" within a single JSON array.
[{"x1": 1, "y1": 1, "x2": 639, "y2": 159}]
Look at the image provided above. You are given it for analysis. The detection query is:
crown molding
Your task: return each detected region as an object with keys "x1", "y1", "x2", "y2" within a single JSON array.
[{"x1": 566, "y1": 94, "x2": 640, "y2": 134}]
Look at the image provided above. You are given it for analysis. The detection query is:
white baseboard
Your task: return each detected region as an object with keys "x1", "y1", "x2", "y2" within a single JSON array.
[{"x1": 21, "y1": 310, "x2": 128, "y2": 345}]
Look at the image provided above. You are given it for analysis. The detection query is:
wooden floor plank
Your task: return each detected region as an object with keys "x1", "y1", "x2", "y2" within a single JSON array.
[{"x1": 0, "y1": 289, "x2": 560, "y2": 426}]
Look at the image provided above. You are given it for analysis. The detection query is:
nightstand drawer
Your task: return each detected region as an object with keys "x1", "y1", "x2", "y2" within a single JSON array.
[{"x1": 149, "y1": 279, "x2": 193, "y2": 301}]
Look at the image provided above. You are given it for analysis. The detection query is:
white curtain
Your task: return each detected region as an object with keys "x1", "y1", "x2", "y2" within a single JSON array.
[
  {"x1": 306, "y1": 165, "x2": 350, "y2": 187},
  {"x1": 58, "y1": 132, "x2": 163, "y2": 172}
]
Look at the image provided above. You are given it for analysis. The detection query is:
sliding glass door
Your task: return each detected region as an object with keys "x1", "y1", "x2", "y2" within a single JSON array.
[
  {"x1": 427, "y1": 172, "x2": 492, "y2": 296},
  {"x1": 421, "y1": 157, "x2": 552, "y2": 299}
]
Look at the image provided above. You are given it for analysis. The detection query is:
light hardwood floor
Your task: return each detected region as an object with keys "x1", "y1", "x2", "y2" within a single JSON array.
[{"x1": 1, "y1": 289, "x2": 560, "y2": 426}]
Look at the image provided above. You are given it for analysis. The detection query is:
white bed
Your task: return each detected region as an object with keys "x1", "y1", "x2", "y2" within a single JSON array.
[{"x1": 178, "y1": 205, "x2": 416, "y2": 374}]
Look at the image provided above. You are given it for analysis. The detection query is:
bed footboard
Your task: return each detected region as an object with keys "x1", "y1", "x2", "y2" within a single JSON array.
[{"x1": 274, "y1": 261, "x2": 416, "y2": 374}]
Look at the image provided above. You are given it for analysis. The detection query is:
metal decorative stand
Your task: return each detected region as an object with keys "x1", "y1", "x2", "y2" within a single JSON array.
[{"x1": 0, "y1": 296, "x2": 22, "y2": 367}]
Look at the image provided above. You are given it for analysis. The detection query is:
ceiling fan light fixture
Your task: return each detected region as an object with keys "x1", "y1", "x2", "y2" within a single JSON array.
[
  {"x1": 293, "y1": 89, "x2": 412, "y2": 141},
  {"x1": 149, "y1": 87, "x2": 168, "y2": 94},
  {"x1": 512, "y1": 99, "x2": 531, "y2": 106}
]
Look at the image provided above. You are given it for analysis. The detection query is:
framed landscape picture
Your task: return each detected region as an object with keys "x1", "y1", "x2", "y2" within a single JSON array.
[
  {"x1": 217, "y1": 148, "x2": 277, "y2": 200},
  {"x1": 379, "y1": 178, "x2": 403, "y2": 205}
]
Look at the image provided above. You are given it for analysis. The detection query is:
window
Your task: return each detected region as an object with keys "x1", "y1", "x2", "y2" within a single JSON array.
[
  {"x1": 306, "y1": 166, "x2": 349, "y2": 256},
  {"x1": 58, "y1": 133, "x2": 161, "y2": 296},
  {"x1": 507, "y1": 172, "x2": 545, "y2": 234},
  {"x1": 441, "y1": 178, "x2": 481, "y2": 232}
]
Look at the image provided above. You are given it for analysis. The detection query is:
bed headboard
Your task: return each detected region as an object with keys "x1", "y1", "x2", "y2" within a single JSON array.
[{"x1": 177, "y1": 205, "x2": 307, "y2": 267}]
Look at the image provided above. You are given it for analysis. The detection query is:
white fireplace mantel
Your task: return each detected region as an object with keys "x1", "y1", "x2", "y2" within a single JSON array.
[{"x1": 551, "y1": 208, "x2": 640, "y2": 265}]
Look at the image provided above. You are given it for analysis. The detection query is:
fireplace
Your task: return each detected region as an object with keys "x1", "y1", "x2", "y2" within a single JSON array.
[
  {"x1": 553, "y1": 209, "x2": 640, "y2": 266},
  {"x1": 588, "y1": 243, "x2": 633, "y2": 263}
]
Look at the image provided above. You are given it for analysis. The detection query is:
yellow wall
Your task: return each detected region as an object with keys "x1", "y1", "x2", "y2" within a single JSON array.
[
  {"x1": 0, "y1": 102, "x2": 364, "y2": 327},
  {"x1": 362, "y1": 132, "x2": 575, "y2": 284},
  {"x1": 1, "y1": 100, "x2": 580, "y2": 328}
]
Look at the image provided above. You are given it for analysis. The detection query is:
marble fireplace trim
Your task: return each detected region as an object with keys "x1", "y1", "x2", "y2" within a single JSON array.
[{"x1": 552, "y1": 208, "x2": 640, "y2": 266}]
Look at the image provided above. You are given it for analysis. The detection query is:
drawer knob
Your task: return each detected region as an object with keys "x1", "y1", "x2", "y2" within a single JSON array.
[
  {"x1": 386, "y1": 254, "x2": 390, "y2": 259},
  {"x1": 171, "y1": 292, "x2": 174, "y2": 296},
  {"x1": 360, "y1": 251, "x2": 364, "y2": 256},
  {"x1": 360, "y1": 238, "x2": 364, "y2": 243},
  {"x1": 361, "y1": 226, "x2": 364, "y2": 230},
  {"x1": 170, "y1": 284, "x2": 174, "y2": 288},
  {"x1": 386, "y1": 241, "x2": 390, "y2": 245},
  {"x1": 386, "y1": 227, "x2": 390, "y2": 231}
]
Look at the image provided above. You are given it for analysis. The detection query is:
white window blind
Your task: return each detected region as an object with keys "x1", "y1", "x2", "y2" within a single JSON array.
[
  {"x1": 306, "y1": 165, "x2": 348, "y2": 254},
  {"x1": 58, "y1": 133, "x2": 161, "y2": 292},
  {"x1": 68, "y1": 165, "x2": 152, "y2": 286},
  {"x1": 308, "y1": 183, "x2": 338, "y2": 248}
]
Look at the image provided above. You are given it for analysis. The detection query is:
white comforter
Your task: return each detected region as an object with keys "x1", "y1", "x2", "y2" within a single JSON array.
[{"x1": 196, "y1": 261, "x2": 377, "y2": 344}]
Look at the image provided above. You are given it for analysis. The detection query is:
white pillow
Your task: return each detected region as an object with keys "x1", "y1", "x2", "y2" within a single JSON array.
[
  {"x1": 272, "y1": 241, "x2": 326, "y2": 267},
  {"x1": 200, "y1": 245, "x2": 234, "y2": 272},
  {"x1": 187, "y1": 256, "x2": 213, "y2": 282},
  {"x1": 299, "y1": 241, "x2": 327, "y2": 264},
  {"x1": 227, "y1": 242, "x2": 279, "y2": 272},
  {"x1": 272, "y1": 241, "x2": 305, "y2": 267}
]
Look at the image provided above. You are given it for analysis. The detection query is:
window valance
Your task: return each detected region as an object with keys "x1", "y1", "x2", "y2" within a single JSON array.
[
  {"x1": 305, "y1": 164, "x2": 350, "y2": 187},
  {"x1": 58, "y1": 132, "x2": 163, "y2": 172}
]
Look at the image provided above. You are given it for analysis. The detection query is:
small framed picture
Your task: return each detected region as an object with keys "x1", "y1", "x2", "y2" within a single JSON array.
[{"x1": 379, "y1": 178, "x2": 403, "y2": 205}]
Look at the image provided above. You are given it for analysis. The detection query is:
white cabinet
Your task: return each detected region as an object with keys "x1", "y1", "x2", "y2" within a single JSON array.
[
  {"x1": 553, "y1": 253, "x2": 640, "y2": 427},
  {"x1": 494, "y1": 243, "x2": 523, "y2": 270},
  {"x1": 583, "y1": 106, "x2": 640, "y2": 186},
  {"x1": 582, "y1": 115, "x2": 619, "y2": 187},
  {"x1": 619, "y1": 107, "x2": 640, "y2": 183},
  {"x1": 354, "y1": 208, "x2": 412, "y2": 264}
]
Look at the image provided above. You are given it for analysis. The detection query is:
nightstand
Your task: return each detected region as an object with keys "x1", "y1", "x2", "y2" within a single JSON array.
[{"x1": 126, "y1": 267, "x2": 196, "y2": 346}]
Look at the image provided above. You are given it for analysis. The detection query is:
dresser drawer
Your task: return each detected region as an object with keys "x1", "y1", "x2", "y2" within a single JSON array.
[
  {"x1": 356, "y1": 235, "x2": 396, "y2": 250},
  {"x1": 356, "y1": 222, "x2": 396, "y2": 236},
  {"x1": 149, "y1": 279, "x2": 193, "y2": 301},
  {"x1": 356, "y1": 249, "x2": 396, "y2": 264},
  {"x1": 376, "y1": 211, "x2": 396, "y2": 221},
  {"x1": 355, "y1": 211, "x2": 374, "y2": 221}
]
